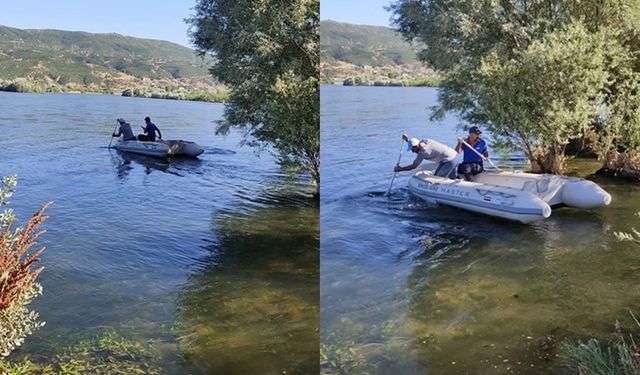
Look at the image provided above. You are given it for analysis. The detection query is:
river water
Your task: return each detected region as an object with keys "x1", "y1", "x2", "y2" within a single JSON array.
[
  {"x1": 320, "y1": 85, "x2": 640, "y2": 374},
  {"x1": 0, "y1": 92, "x2": 318, "y2": 374}
]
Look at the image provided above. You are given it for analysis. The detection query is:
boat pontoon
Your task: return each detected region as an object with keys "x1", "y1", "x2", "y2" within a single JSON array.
[{"x1": 408, "y1": 170, "x2": 611, "y2": 223}]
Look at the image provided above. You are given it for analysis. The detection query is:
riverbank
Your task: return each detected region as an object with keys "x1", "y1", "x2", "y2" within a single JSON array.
[{"x1": 0, "y1": 78, "x2": 228, "y2": 103}]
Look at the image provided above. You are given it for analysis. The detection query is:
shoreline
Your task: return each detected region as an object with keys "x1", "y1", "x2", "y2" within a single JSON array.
[{"x1": 0, "y1": 87, "x2": 228, "y2": 104}]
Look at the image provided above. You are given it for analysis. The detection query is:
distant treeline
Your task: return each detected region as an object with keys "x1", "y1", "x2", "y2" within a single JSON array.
[
  {"x1": 341, "y1": 75, "x2": 442, "y2": 87},
  {"x1": 121, "y1": 87, "x2": 228, "y2": 102},
  {"x1": 0, "y1": 78, "x2": 228, "y2": 103}
]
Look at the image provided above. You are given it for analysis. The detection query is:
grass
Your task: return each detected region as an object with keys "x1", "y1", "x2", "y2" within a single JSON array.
[{"x1": 560, "y1": 312, "x2": 640, "y2": 374}]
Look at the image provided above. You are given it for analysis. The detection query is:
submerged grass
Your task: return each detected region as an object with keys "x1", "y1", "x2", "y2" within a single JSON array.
[{"x1": 0, "y1": 329, "x2": 162, "y2": 374}]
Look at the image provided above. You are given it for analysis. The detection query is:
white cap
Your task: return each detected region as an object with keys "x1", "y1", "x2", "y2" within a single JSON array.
[{"x1": 407, "y1": 138, "x2": 420, "y2": 151}]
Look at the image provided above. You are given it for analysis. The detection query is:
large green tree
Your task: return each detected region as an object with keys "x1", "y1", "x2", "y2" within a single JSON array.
[
  {"x1": 187, "y1": 0, "x2": 319, "y2": 191},
  {"x1": 390, "y1": 0, "x2": 640, "y2": 175}
]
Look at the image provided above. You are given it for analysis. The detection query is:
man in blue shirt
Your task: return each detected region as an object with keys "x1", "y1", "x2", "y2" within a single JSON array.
[
  {"x1": 455, "y1": 126, "x2": 488, "y2": 181},
  {"x1": 137, "y1": 116, "x2": 162, "y2": 141}
]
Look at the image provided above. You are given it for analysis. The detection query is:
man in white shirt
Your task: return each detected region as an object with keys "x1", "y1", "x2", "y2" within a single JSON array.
[{"x1": 394, "y1": 137, "x2": 458, "y2": 178}]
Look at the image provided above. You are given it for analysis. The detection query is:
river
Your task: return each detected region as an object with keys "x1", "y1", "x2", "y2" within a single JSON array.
[
  {"x1": 320, "y1": 85, "x2": 640, "y2": 374},
  {"x1": 0, "y1": 91, "x2": 318, "y2": 374}
]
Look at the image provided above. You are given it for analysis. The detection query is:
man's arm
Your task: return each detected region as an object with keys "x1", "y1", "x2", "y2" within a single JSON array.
[
  {"x1": 455, "y1": 138, "x2": 464, "y2": 153},
  {"x1": 394, "y1": 158, "x2": 421, "y2": 172},
  {"x1": 156, "y1": 127, "x2": 162, "y2": 139},
  {"x1": 481, "y1": 141, "x2": 489, "y2": 158}
]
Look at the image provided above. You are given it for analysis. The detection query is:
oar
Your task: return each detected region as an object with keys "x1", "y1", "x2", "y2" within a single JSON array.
[
  {"x1": 108, "y1": 120, "x2": 119, "y2": 148},
  {"x1": 386, "y1": 133, "x2": 408, "y2": 196},
  {"x1": 458, "y1": 137, "x2": 502, "y2": 171}
]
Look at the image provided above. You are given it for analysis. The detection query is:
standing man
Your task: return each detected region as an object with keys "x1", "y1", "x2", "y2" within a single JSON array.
[
  {"x1": 455, "y1": 126, "x2": 488, "y2": 181},
  {"x1": 112, "y1": 118, "x2": 136, "y2": 141},
  {"x1": 394, "y1": 135, "x2": 458, "y2": 178},
  {"x1": 138, "y1": 116, "x2": 162, "y2": 141}
]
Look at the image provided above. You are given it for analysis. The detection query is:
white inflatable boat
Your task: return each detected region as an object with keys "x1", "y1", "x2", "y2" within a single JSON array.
[
  {"x1": 114, "y1": 139, "x2": 204, "y2": 158},
  {"x1": 408, "y1": 170, "x2": 611, "y2": 223}
]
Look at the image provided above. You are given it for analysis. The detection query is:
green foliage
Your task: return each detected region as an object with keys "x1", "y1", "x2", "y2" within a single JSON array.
[
  {"x1": 188, "y1": 0, "x2": 320, "y2": 191},
  {"x1": 0, "y1": 329, "x2": 161, "y2": 374},
  {"x1": 560, "y1": 313, "x2": 640, "y2": 375},
  {"x1": 390, "y1": 0, "x2": 640, "y2": 173},
  {"x1": 476, "y1": 23, "x2": 608, "y2": 172},
  {"x1": 0, "y1": 284, "x2": 44, "y2": 358}
]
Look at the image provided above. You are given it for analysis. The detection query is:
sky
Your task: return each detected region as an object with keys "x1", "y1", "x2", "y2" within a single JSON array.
[
  {"x1": 320, "y1": 0, "x2": 394, "y2": 27},
  {"x1": 0, "y1": 0, "x2": 197, "y2": 47}
]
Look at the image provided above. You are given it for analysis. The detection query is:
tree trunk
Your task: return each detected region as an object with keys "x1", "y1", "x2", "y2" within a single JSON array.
[
  {"x1": 530, "y1": 150, "x2": 565, "y2": 174},
  {"x1": 310, "y1": 158, "x2": 319, "y2": 199},
  {"x1": 596, "y1": 150, "x2": 640, "y2": 181}
]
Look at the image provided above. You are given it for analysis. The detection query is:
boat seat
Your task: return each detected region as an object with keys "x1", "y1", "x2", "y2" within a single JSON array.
[{"x1": 522, "y1": 176, "x2": 564, "y2": 202}]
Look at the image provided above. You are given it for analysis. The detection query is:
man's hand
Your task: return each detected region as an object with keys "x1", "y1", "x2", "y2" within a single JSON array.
[
  {"x1": 394, "y1": 166, "x2": 402, "y2": 173},
  {"x1": 457, "y1": 137, "x2": 464, "y2": 143}
]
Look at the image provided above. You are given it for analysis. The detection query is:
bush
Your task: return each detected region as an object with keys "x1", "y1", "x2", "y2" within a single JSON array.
[{"x1": 0, "y1": 176, "x2": 50, "y2": 356}]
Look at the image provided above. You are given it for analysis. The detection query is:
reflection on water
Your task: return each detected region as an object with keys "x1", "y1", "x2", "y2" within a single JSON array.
[
  {"x1": 177, "y1": 183, "x2": 319, "y2": 374},
  {"x1": 321, "y1": 86, "x2": 640, "y2": 374},
  {"x1": 109, "y1": 149, "x2": 212, "y2": 178}
]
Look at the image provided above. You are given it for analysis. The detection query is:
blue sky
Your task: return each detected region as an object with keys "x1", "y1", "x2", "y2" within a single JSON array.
[
  {"x1": 321, "y1": 0, "x2": 394, "y2": 27},
  {"x1": 0, "y1": 0, "x2": 197, "y2": 47}
]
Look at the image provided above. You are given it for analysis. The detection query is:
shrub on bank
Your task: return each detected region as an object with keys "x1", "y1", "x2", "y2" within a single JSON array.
[{"x1": 0, "y1": 176, "x2": 50, "y2": 357}]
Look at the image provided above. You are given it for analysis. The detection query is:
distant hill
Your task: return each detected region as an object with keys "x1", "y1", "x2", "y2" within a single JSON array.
[
  {"x1": 321, "y1": 20, "x2": 419, "y2": 66},
  {"x1": 0, "y1": 24, "x2": 225, "y2": 99},
  {"x1": 320, "y1": 20, "x2": 438, "y2": 86}
]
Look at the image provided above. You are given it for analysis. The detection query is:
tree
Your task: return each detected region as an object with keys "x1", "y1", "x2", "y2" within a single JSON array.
[
  {"x1": 389, "y1": 0, "x2": 640, "y2": 174},
  {"x1": 476, "y1": 23, "x2": 608, "y2": 173},
  {"x1": 187, "y1": 0, "x2": 319, "y2": 193}
]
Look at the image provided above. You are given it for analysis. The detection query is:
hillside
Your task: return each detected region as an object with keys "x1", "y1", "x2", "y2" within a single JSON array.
[
  {"x1": 0, "y1": 24, "x2": 225, "y2": 100},
  {"x1": 320, "y1": 20, "x2": 438, "y2": 85}
]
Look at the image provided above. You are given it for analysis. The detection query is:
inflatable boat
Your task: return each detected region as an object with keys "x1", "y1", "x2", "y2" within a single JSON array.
[
  {"x1": 408, "y1": 170, "x2": 611, "y2": 223},
  {"x1": 113, "y1": 139, "x2": 204, "y2": 158}
]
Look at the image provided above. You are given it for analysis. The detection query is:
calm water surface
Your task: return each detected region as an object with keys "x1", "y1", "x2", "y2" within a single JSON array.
[
  {"x1": 320, "y1": 85, "x2": 640, "y2": 374},
  {"x1": 0, "y1": 92, "x2": 318, "y2": 374}
]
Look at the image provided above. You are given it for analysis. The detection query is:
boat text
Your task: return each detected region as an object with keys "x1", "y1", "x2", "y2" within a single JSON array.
[{"x1": 418, "y1": 183, "x2": 471, "y2": 198}]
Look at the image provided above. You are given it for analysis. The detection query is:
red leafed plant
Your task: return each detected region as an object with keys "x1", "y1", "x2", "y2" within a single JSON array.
[
  {"x1": 0, "y1": 201, "x2": 51, "y2": 312},
  {"x1": 0, "y1": 175, "x2": 51, "y2": 356}
]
